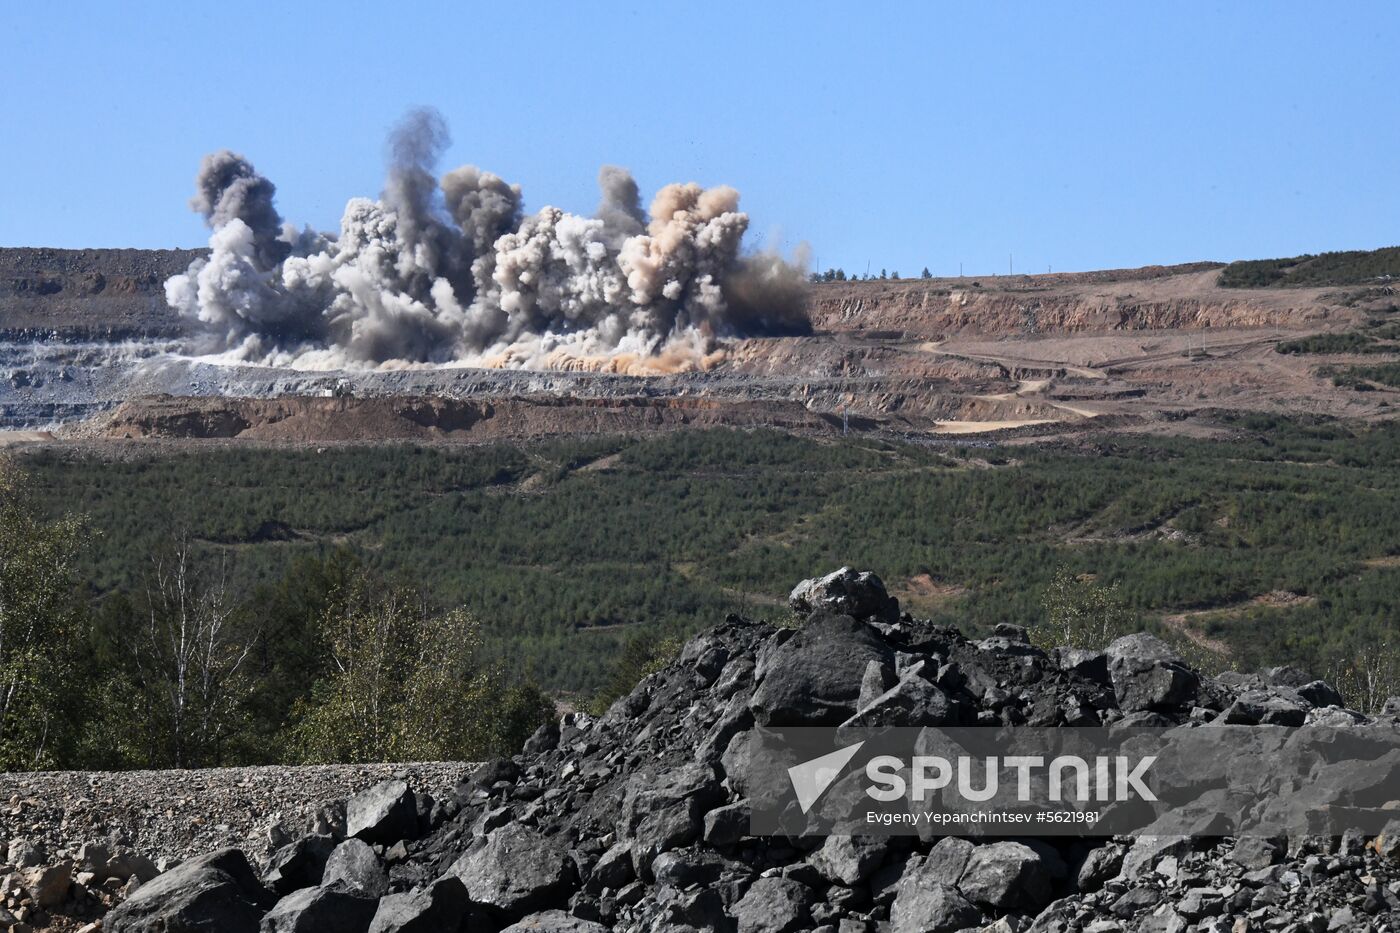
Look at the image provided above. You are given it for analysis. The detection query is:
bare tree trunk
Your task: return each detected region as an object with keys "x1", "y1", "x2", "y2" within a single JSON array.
[{"x1": 134, "y1": 535, "x2": 255, "y2": 768}]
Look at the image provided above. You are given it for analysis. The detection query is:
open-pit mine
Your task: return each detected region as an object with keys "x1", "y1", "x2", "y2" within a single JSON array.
[{"x1": 2, "y1": 245, "x2": 1396, "y2": 447}]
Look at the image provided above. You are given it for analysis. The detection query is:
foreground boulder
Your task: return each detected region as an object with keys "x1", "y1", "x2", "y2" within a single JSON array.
[
  {"x1": 366, "y1": 875, "x2": 469, "y2": 933},
  {"x1": 732, "y1": 876, "x2": 815, "y2": 933},
  {"x1": 105, "y1": 848, "x2": 275, "y2": 933},
  {"x1": 262, "y1": 833, "x2": 336, "y2": 895},
  {"x1": 260, "y1": 880, "x2": 377, "y2": 933},
  {"x1": 448, "y1": 822, "x2": 575, "y2": 920},
  {"x1": 750, "y1": 611, "x2": 894, "y2": 725},
  {"x1": 956, "y1": 841, "x2": 1052, "y2": 912},
  {"x1": 321, "y1": 838, "x2": 389, "y2": 897},
  {"x1": 891, "y1": 866, "x2": 981, "y2": 933},
  {"x1": 501, "y1": 910, "x2": 608, "y2": 932},
  {"x1": 621, "y1": 762, "x2": 724, "y2": 863},
  {"x1": 346, "y1": 780, "x2": 419, "y2": 845}
]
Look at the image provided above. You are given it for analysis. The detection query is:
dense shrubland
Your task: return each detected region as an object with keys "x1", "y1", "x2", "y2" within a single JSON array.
[
  {"x1": 1218, "y1": 245, "x2": 1400, "y2": 287},
  {"x1": 1275, "y1": 319, "x2": 1400, "y2": 364},
  {"x1": 1321, "y1": 360, "x2": 1400, "y2": 390},
  {"x1": 8, "y1": 415, "x2": 1400, "y2": 767}
]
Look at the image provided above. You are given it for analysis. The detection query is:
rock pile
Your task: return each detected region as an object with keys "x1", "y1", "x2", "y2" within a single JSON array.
[
  {"x1": 87, "y1": 570, "x2": 1400, "y2": 931},
  {"x1": 0, "y1": 836, "x2": 157, "y2": 932}
]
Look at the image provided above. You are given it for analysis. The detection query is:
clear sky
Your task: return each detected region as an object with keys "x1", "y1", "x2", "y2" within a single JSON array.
[{"x1": 1, "y1": 2, "x2": 1395, "y2": 276}]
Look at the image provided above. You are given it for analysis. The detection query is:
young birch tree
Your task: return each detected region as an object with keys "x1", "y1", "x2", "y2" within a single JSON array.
[{"x1": 128, "y1": 536, "x2": 256, "y2": 767}]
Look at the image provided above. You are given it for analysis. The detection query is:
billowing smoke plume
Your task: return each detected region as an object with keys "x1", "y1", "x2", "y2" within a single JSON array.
[{"x1": 166, "y1": 108, "x2": 809, "y2": 371}]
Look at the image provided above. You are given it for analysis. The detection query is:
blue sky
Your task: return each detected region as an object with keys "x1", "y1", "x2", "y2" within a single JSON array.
[{"x1": 1, "y1": 2, "x2": 1395, "y2": 275}]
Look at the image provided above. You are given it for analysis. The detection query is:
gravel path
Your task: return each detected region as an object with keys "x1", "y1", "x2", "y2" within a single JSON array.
[{"x1": 0, "y1": 762, "x2": 469, "y2": 866}]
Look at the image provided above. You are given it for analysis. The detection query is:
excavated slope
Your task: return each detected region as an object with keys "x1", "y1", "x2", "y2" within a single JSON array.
[
  {"x1": 809, "y1": 267, "x2": 1366, "y2": 339},
  {"x1": 92, "y1": 394, "x2": 851, "y2": 442},
  {"x1": 0, "y1": 247, "x2": 203, "y2": 338}
]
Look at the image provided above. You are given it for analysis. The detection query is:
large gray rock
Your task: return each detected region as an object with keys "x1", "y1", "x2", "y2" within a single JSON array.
[
  {"x1": 1106, "y1": 633, "x2": 1181, "y2": 664},
  {"x1": 921, "y1": 837, "x2": 975, "y2": 883},
  {"x1": 367, "y1": 875, "x2": 469, "y2": 933},
  {"x1": 732, "y1": 876, "x2": 815, "y2": 933},
  {"x1": 651, "y1": 849, "x2": 725, "y2": 888},
  {"x1": 583, "y1": 842, "x2": 634, "y2": 894},
  {"x1": 322, "y1": 838, "x2": 389, "y2": 898},
  {"x1": 1120, "y1": 836, "x2": 1191, "y2": 881},
  {"x1": 1297, "y1": 679, "x2": 1344, "y2": 708},
  {"x1": 858, "y1": 658, "x2": 898, "y2": 708},
  {"x1": 789, "y1": 567, "x2": 900, "y2": 623},
  {"x1": 751, "y1": 612, "x2": 895, "y2": 725},
  {"x1": 808, "y1": 835, "x2": 889, "y2": 886},
  {"x1": 1216, "y1": 688, "x2": 1310, "y2": 726},
  {"x1": 263, "y1": 834, "x2": 336, "y2": 895},
  {"x1": 1105, "y1": 634, "x2": 1198, "y2": 712},
  {"x1": 621, "y1": 763, "x2": 723, "y2": 861},
  {"x1": 260, "y1": 881, "x2": 377, "y2": 933},
  {"x1": 842, "y1": 664, "x2": 953, "y2": 728},
  {"x1": 1110, "y1": 885, "x2": 1161, "y2": 918},
  {"x1": 957, "y1": 841, "x2": 1053, "y2": 912},
  {"x1": 448, "y1": 822, "x2": 576, "y2": 919},
  {"x1": 1054, "y1": 647, "x2": 1110, "y2": 684},
  {"x1": 702, "y1": 800, "x2": 749, "y2": 846},
  {"x1": 890, "y1": 857, "x2": 981, "y2": 933},
  {"x1": 105, "y1": 848, "x2": 275, "y2": 933},
  {"x1": 501, "y1": 910, "x2": 608, "y2": 932},
  {"x1": 1229, "y1": 836, "x2": 1282, "y2": 870},
  {"x1": 346, "y1": 780, "x2": 419, "y2": 845},
  {"x1": 1076, "y1": 843, "x2": 1125, "y2": 892}
]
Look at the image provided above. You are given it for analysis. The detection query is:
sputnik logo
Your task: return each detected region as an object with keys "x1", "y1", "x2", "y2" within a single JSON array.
[{"x1": 788, "y1": 741, "x2": 865, "y2": 814}]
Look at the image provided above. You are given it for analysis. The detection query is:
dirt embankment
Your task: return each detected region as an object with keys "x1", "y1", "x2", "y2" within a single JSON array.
[
  {"x1": 0, "y1": 247, "x2": 201, "y2": 339},
  {"x1": 808, "y1": 266, "x2": 1368, "y2": 339},
  {"x1": 87, "y1": 394, "x2": 854, "y2": 442}
]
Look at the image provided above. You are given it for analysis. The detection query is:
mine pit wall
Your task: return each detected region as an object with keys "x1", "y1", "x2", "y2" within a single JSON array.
[
  {"x1": 807, "y1": 274, "x2": 1362, "y2": 339},
  {"x1": 812, "y1": 288, "x2": 1341, "y2": 338},
  {"x1": 0, "y1": 247, "x2": 204, "y2": 339}
]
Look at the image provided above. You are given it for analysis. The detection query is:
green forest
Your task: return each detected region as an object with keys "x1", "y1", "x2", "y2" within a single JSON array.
[{"x1": 15, "y1": 416, "x2": 1400, "y2": 707}]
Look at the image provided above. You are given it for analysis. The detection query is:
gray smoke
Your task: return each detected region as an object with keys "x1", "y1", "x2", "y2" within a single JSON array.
[
  {"x1": 188, "y1": 150, "x2": 289, "y2": 268},
  {"x1": 596, "y1": 165, "x2": 646, "y2": 243},
  {"x1": 166, "y1": 107, "x2": 809, "y2": 371}
]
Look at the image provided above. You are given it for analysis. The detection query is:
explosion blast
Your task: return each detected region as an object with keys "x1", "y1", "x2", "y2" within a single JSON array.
[{"x1": 166, "y1": 108, "x2": 809, "y2": 372}]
